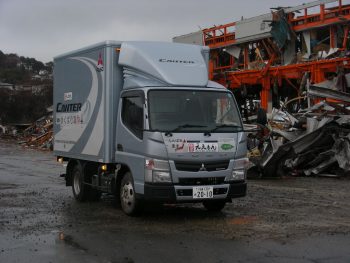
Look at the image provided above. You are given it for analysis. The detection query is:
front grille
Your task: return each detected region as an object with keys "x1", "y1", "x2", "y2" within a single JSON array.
[
  {"x1": 175, "y1": 160, "x2": 229, "y2": 172},
  {"x1": 178, "y1": 177, "x2": 225, "y2": 186}
]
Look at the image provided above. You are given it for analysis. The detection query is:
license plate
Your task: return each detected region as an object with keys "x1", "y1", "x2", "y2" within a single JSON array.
[{"x1": 192, "y1": 186, "x2": 214, "y2": 199}]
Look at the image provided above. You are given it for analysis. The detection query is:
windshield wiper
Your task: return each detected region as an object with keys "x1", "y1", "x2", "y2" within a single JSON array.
[
  {"x1": 210, "y1": 124, "x2": 243, "y2": 133},
  {"x1": 170, "y1": 124, "x2": 207, "y2": 133}
]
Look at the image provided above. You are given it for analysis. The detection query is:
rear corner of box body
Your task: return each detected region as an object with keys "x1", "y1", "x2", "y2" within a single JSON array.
[{"x1": 104, "y1": 44, "x2": 123, "y2": 163}]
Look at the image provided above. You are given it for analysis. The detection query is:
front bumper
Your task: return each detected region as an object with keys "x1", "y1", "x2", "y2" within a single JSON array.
[{"x1": 143, "y1": 181, "x2": 247, "y2": 202}]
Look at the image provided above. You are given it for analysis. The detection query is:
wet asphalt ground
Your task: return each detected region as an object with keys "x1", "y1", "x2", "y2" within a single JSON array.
[{"x1": 1, "y1": 140, "x2": 350, "y2": 263}]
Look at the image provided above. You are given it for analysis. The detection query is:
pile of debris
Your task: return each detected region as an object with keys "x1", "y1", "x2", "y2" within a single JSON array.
[
  {"x1": 19, "y1": 115, "x2": 53, "y2": 150},
  {"x1": 248, "y1": 86, "x2": 350, "y2": 178},
  {"x1": 0, "y1": 113, "x2": 53, "y2": 150}
]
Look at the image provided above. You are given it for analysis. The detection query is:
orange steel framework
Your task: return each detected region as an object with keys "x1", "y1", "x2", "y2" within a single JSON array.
[{"x1": 203, "y1": 0, "x2": 350, "y2": 110}]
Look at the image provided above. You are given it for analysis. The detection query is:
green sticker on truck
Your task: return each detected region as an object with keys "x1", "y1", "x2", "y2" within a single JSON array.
[{"x1": 221, "y1": 143, "x2": 234, "y2": 151}]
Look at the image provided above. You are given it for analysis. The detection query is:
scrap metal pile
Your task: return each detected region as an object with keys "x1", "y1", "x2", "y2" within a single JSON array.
[{"x1": 248, "y1": 86, "x2": 350, "y2": 178}]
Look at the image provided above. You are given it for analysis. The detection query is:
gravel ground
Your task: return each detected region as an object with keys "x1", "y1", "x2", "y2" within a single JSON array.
[{"x1": 1, "y1": 139, "x2": 350, "y2": 262}]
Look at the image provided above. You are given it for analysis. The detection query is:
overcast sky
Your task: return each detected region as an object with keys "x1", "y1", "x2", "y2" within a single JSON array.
[{"x1": 0, "y1": 0, "x2": 338, "y2": 62}]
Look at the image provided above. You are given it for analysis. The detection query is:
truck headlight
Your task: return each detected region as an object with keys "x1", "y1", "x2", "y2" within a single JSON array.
[
  {"x1": 152, "y1": 171, "x2": 172, "y2": 183},
  {"x1": 226, "y1": 169, "x2": 245, "y2": 181},
  {"x1": 225, "y1": 158, "x2": 249, "y2": 182},
  {"x1": 145, "y1": 159, "x2": 172, "y2": 183}
]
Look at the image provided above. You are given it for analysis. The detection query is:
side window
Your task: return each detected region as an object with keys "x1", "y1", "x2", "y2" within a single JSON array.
[{"x1": 121, "y1": 96, "x2": 143, "y2": 139}]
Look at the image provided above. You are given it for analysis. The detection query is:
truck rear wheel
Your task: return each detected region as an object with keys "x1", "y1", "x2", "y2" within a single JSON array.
[
  {"x1": 72, "y1": 164, "x2": 88, "y2": 202},
  {"x1": 120, "y1": 172, "x2": 142, "y2": 216},
  {"x1": 203, "y1": 200, "x2": 226, "y2": 212}
]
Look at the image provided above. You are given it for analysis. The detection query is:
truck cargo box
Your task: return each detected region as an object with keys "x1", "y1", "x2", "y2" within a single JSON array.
[{"x1": 54, "y1": 41, "x2": 123, "y2": 163}]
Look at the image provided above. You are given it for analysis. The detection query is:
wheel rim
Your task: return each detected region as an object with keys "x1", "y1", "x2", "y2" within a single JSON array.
[
  {"x1": 121, "y1": 180, "x2": 135, "y2": 212},
  {"x1": 73, "y1": 170, "x2": 81, "y2": 195}
]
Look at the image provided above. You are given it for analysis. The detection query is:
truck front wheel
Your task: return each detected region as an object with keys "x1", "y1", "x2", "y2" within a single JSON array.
[
  {"x1": 72, "y1": 164, "x2": 88, "y2": 202},
  {"x1": 120, "y1": 172, "x2": 142, "y2": 216},
  {"x1": 203, "y1": 200, "x2": 226, "y2": 212}
]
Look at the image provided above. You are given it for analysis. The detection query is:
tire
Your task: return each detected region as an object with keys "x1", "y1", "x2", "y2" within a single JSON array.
[
  {"x1": 203, "y1": 200, "x2": 226, "y2": 212},
  {"x1": 72, "y1": 164, "x2": 88, "y2": 202},
  {"x1": 119, "y1": 172, "x2": 142, "y2": 216}
]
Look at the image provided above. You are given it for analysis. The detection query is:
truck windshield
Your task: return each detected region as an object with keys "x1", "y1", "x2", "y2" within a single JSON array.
[{"x1": 148, "y1": 90, "x2": 242, "y2": 132}]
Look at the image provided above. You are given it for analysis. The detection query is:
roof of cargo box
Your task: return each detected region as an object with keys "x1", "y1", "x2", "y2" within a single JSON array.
[
  {"x1": 119, "y1": 41, "x2": 209, "y2": 87},
  {"x1": 53, "y1": 40, "x2": 122, "y2": 60}
]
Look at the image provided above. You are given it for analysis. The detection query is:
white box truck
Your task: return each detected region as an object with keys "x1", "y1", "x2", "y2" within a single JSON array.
[{"x1": 54, "y1": 41, "x2": 248, "y2": 215}]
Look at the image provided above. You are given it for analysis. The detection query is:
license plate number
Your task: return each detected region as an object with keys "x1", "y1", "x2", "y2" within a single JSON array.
[{"x1": 193, "y1": 186, "x2": 214, "y2": 199}]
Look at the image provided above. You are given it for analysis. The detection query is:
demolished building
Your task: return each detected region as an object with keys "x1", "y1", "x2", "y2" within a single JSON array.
[
  {"x1": 175, "y1": 0, "x2": 350, "y2": 177},
  {"x1": 174, "y1": 0, "x2": 350, "y2": 114}
]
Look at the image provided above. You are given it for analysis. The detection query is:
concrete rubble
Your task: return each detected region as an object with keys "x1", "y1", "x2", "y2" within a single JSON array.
[{"x1": 248, "y1": 87, "x2": 350, "y2": 178}]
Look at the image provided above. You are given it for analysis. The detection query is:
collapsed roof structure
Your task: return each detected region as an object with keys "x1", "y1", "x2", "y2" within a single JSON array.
[{"x1": 174, "y1": 0, "x2": 350, "y2": 115}]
